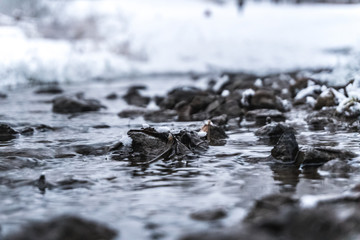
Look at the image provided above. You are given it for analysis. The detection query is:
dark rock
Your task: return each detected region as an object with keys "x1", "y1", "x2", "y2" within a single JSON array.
[
  {"x1": 299, "y1": 147, "x2": 356, "y2": 166},
  {"x1": 144, "y1": 110, "x2": 177, "y2": 123},
  {"x1": 270, "y1": 131, "x2": 299, "y2": 164},
  {"x1": 127, "y1": 128, "x2": 191, "y2": 163},
  {"x1": 35, "y1": 124, "x2": 55, "y2": 132},
  {"x1": 211, "y1": 114, "x2": 228, "y2": 126},
  {"x1": 35, "y1": 85, "x2": 63, "y2": 94},
  {"x1": 244, "y1": 194, "x2": 298, "y2": 224},
  {"x1": 250, "y1": 90, "x2": 278, "y2": 110},
  {"x1": 0, "y1": 92, "x2": 7, "y2": 98},
  {"x1": 72, "y1": 144, "x2": 109, "y2": 156},
  {"x1": 306, "y1": 116, "x2": 336, "y2": 131},
  {"x1": 182, "y1": 192, "x2": 360, "y2": 240},
  {"x1": 0, "y1": 156, "x2": 41, "y2": 171},
  {"x1": 56, "y1": 178, "x2": 93, "y2": 190},
  {"x1": 4, "y1": 215, "x2": 117, "y2": 240},
  {"x1": 123, "y1": 85, "x2": 150, "y2": 107},
  {"x1": 118, "y1": 109, "x2": 147, "y2": 119},
  {"x1": 92, "y1": 124, "x2": 110, "y2": 129},
  {"x1": 314, "y1": 88, "x2": 337, "y2": 110},
  {"x1": 33, "y1": 174, "x2": 54, "y2": 192},
  {"x1": 245, "y1": 109, "x2": 285, "y2": 126},
  {"x1": 218, "y1": 73, "x2": 258, "y2": 92},
  {"x1": 320, "y1": 159, "x2": 358, "y2": 173},
  {"x1": 52, "y1": 93, "x2": 106, "y2": 114},
  {"x1": 0, "y1": 148, "x2": 54, "y2": 160},
  {"x1": 190, "y1": 208, "x2": 227, "y2": 221},
  {"x1": 290, "y1": 77, "x2": 310, "y2": 98},
  {"x1": 106, "y1": 92, "x2": 118, "y2": 100},
  {"x1": 19, "y1": 127, "x2": 35, "y2": 136},
  {"x1": 110, "y1": 127, "x2": 208, "y2": 163},
  {"x1": 200, "y1": 121, "x2": 227, "y2": 146},
  {"x1": 255, "y1": 123, "x2": 295, "y2": 144},
  {"x1": 0, "y1": 123, "x2": 18, "y2": 141},
  {"x1": 159, "y1": 87, "x2": 205, "y2": 110}
]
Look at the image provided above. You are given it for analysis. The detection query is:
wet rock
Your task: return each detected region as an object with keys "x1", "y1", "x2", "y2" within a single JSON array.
[
  {"x1": 0, "y1": 156, "x2": 41, "y2": 171},
  {"x1": 144, "y1": 110, "x2": 178, "y2": 122},
  {"x1": 199, "y1": 120, "x2": 227, "y2": 146},
  {"x1": 159, "y1": 87, "x2": 206, "y2": 110},
  {"x1": 0, "y1": 148, "x2": 54, "y2": 160},
  {"x1": 314, "y1": 88, "x2": 337, "y2": 110},
  {"x1": 33, "y1": 174, "x2": 54, "y2": 192},
  {"x1": 244, "y1": 194, "x2": 298, "y2": 224},
  {"x1": 123, "y1": 85, "x2": 151, "y2": 107},
  {"x1": 249, "y1": 90, "x2": 279, "y2": 110},
  {"x1": 0, "y1": 91, "x2": 7, "y2": 98},
  {"x1": 127, "y1": 128, "x2": 191, "y2": 163},
  {"x1": 110, "y1": 127, "x2": 208, "y2": 163},
  {"x1": 183, "y1": 192, "x2": 360, "y2": 240},
  {"x1": 92, "y1": 124, "x2": 110, "y2": 129},
  {"x1": 270, "y1": 131, "x2": 299, "y2": 164},
  {"x1": 118, "y1": 109, "x2": 147, "y2": 119},
  {"x1": 72, "y1": 144, "x2": 109, "y2": 156},
  {"x1": 0, "y1": 124, "x2": 18, "y2": 141},
  {"x1": 320, "y1": 159, "x2": 358, "y2": 174},
  {"x1": 52, "y1": 93, "x2": 106, "y2": 114},
  {"x1": 4, "y1": 215, "x2": 117, "y2": 240},
  {"x1": 299, "y1": 147, "x2": 356, "y2": 166},
  {"x1": 211, "y1": 114, "x2": 228, "y2": 126},
  {"x1": 19, "y1": 127, "x2": 35, "y2": 136},
  {"x1": 255, "y1": 123, "x2": 295, "y2": 144},
  {"x1": 245, "y1": 109, "x2": 285, "y2": 125},
  {"x1": 218, "y1": 73, "x2": 258, "y2": 92},
  {"x1": 56, "y1": 178, "x2": 93, "y2": 190},
  {"x1": 305, "y1": 107, "x2": 343, "y2": 130},
  {"x1": 190, "y1": 208, "x2": 227, "y2": 221},
  {"x1": 35, "y1": 124, "x2": 55, "y2": 132},
  {"x1": 106, "y1": 92, "x2": 118, "y2": 100},
  {"x1": 35, "y1": 85, "x2": 63, "y2": 94}
]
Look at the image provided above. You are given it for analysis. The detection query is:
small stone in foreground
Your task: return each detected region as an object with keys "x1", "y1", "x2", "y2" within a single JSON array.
[{"x1": 4, "y1": 215, "x2": 117, "y2": 240}]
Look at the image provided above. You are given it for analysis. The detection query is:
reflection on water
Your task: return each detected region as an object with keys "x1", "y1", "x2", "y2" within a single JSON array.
[{"x1": 0, "y1": 78, "x2": 360, "y2": 240}]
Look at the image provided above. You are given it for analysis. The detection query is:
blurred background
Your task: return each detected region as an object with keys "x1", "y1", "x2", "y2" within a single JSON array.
[{"x1": 0, "y1": 0, "x2": 359, "y2": 87}]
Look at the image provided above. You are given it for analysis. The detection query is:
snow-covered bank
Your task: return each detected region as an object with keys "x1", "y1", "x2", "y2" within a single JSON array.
[{"x1": 0, "y1": 0, "x2": 360, "y2": 87}]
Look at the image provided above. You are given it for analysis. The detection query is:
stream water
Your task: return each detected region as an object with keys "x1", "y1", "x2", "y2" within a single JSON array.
[{"x1": 1, "y1": 76, "x2": 360, "y2": 240}]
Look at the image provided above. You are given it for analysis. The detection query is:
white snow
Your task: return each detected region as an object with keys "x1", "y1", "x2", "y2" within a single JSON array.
[
  {"x1": 254, "y1": 78, "x2": 263, "y2": 87},
  {"x1": 294, "y1": 85, "x2": 321, "y2": 101},
  {"x1": 221, "y1": 89, "x2": 230, "y2": 97},
  {"x1": 157, "y1": 126, "x2": 171, "y2": 133},
  {"x1": 142, "y1": 123, "x2": 150, "y2": 128},
  {"x1": 0, "y1": 0, "x2": 360, "y2": 87},
  {"x1": 197, "y1": 131, "x2": 207, "y2": 138},
  {"x1": 241, "y1": 88, "x2": 255, "y2": 106}
]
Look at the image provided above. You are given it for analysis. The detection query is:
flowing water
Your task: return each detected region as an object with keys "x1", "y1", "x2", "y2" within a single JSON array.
[{"x1": 1, "y1": 77, "x2": 360, "y2": 240}]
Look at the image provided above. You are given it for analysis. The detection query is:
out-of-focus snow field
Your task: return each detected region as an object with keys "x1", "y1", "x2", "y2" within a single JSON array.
[{"x1": 0, "y1": 0, "x2": 360, "y2": 87}]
